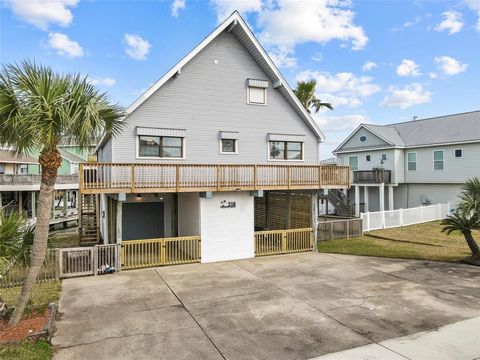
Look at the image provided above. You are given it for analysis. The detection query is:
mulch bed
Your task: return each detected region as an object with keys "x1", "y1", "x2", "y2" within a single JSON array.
[{"x1": 0, "y1": 308, "x2": 52, "y2": 343}]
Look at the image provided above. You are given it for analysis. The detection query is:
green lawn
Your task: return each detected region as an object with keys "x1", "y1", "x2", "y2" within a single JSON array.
[
  {"x1": 0, "y1": 281, "x2": 62, "y2": 360},
  {"x1": 0, "y1": 340, "x2": 53, "y2": 360},
  {"x1": 317, "y1": 221, "x2": 473, "y2": 262}
]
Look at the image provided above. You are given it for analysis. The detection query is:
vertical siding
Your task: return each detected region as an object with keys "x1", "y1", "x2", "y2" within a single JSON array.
[
  {"x1": 200, "y1": 192, "x2": 254, "y2": 262},
  {"x1": 111, "y1": 32, "x2": 319, "y2": 164}
]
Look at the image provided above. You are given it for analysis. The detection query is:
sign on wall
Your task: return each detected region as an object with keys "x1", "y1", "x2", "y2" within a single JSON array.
[{"x1": 220, "y1": 200, "x2": 236, "y2": 209}]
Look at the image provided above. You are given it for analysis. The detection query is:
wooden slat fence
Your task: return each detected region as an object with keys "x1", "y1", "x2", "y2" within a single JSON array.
[
  {"x1": 254, "y1": 228, "x2": 313, "y2": 256},
  {"x1": 1, "y1": 249, "x2": 58, "y2": 288},
  {"x1": 317, "y1": 218, "x2": 363, "y2": 241},
  {"x1": 121, "y1": 236, "x2": 201, "y2": 270}
]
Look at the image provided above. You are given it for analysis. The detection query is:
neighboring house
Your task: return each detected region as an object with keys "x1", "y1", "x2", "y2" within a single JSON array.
[
  {"x1": 0, "y1": 145, "x2": 92, "y2": 226},
  {"x1": 89, "y1": 11, "x2": 350, "y2": 261},
  {"x1": 333, "y1": 111, "x2": 480, "y2": 216}
]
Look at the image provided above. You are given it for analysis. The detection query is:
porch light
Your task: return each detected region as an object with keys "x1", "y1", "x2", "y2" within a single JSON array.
[{"x1": 137, "y1": 194, "x2": 142, "y2": 199}]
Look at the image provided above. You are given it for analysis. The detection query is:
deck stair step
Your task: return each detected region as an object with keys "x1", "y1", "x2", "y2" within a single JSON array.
[{"x1": 78, "y1": 193, "x2": 99, "y2": 245}]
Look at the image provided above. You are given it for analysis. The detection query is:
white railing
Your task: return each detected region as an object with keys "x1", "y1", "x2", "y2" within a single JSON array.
[{"x1": 361, "y1": 203, "x2": 450, "y2": 232}]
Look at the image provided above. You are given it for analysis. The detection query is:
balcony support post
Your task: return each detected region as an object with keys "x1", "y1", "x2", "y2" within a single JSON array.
[
  {"x1": 379, "y1": 183, "x2": 385, "y2": 228},
  {"x1": 388, "y1": 185, "x2": 394, "y2": 210},
  {"x1": 364, "y1": 186, "x2": 369, "y2": 212},
  {"x1": 354, "y1": 185, "x2": 360, "y2": 217}
]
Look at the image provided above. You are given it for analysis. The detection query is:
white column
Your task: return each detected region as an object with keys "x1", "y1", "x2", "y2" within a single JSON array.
[
  {"x1": 364, "y1": 186, "x2": 369, "y2": 212},
  {"x1": 388, "y1": 186, "x2": 394, "y2": 210},
  {"x1": 116, "y1": 201, "x2": 122, "y2": 244},
  {"x1": 354, "y1": 185, "x2": 360, "y2": 217},
  {"x1": 379, "y1": 183, "x2": 385, "y2": 228}
]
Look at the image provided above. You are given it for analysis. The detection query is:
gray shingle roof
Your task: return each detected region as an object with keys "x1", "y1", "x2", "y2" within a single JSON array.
[
  {"x1": 58, "y1": 148, "x2": 85, "y2": 163},
  {"x1": 363, "y1": 124, "x2": 405, "y2": 146}
]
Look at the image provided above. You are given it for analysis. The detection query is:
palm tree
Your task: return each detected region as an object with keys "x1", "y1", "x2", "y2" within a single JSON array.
[
  {"x1": 293, "y1": 79, "x2": 333, "y2": 113},
  {"x1": 458, "y1": 177, "x2": 480, "y2": 215},
  {"x1": 0, "y1": 61, "x2": 123, "y2": 324},
  {"x1": 441, "y1": 210, "x2": 480, "y2": 256}
]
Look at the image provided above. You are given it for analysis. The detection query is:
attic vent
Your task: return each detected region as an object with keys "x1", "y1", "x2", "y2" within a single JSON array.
[
  {"x1": 360, "y1": 135, "x2": 367, "y2": 142},
  {"x1": 247, "y1": 79, "x2": 268, "y2": 88}
]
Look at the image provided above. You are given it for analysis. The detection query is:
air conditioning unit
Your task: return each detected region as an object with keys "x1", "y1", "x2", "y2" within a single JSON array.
[{"x1": 420, "y1": 195, "x2": 431, "y2": 205}]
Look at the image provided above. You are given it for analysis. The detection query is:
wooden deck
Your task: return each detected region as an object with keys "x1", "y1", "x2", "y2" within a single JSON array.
[{"x1": 79, "y1": 163, "x2": 351, "y2": 194}]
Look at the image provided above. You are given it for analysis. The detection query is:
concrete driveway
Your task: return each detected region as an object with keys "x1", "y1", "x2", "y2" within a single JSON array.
[{"x1": 52, "y1": 253, "x2": 480, "y2": 360}]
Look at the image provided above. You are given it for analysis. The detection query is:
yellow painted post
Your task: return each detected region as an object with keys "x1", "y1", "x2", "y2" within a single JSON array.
[
  {"x1": 160, "y1": 239, "x2": 166, "y2": 265},
  {"x1": 121, "y1": 244, "x2": 125, "y2": 270},
  {"x1": 281, "y1": 231, "x2": 287, "y2": 253}
]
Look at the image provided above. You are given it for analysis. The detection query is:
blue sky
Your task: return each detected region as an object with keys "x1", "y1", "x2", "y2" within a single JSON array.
[{"x1": 1, "y1": 0, "x2": 479, "y2": 159}]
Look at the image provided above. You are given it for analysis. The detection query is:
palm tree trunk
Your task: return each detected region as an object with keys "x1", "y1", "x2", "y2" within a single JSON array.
[
  {"x1": 464, "y1": 230, "x2": 480, "y2": 256},
  {"x1": 9, "y1": 148, "x2": 61, "y2": 325}
]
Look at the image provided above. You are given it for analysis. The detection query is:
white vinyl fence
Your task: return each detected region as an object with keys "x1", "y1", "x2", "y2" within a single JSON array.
[{"x1": 361, "y1": 203, "x2": 450, "y2": 232}]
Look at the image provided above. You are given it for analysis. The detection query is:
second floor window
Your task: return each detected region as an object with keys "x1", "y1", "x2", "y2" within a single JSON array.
[
  {"x1": 269, "y1": 141, "x2": 302, "y2": 160},
  {"x1": 139, "y1": 136, "x2": 183, "y2": 158},
  {"x1": 407, "y1": 152, "x2": 416, "y2": 171},
  {"x1": 349, "y1": 156, "x2": 358, "y2": 170},
  {"x1": 221, "y1": 139, "x2": 237, "y2": 154},
  {"x1": 433, "y1": 150, "x2": 444, "y2": 170},
  {"x1": 247, "y1": 79, "x2": 268, "y2": 105}
]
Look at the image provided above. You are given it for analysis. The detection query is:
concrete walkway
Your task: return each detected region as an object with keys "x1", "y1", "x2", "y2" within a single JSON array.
[
  {"x1": 312, "y1": 316, "x2": 480, "y2": 360},
  {"x1": 52, "y1": 253, "x2": 480, "y2": 360}
]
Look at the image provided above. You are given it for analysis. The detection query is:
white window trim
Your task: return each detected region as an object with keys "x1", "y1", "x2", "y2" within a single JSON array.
[
  {"x1": 267, "y1": 141, "x2": 305, "y2": 162},
  {"x1": 349, "y1": 155, "x2": 359, "y2": 171},
  {"x1": 135, "y1": 136, "x2": 186, "y2": 160},
  {"x1": 454, "y1": 148, "x2": 463, "y2": 158},
  {"x1": 219, "y1": 138, "x2": 238, "y2": 155},
  {"x1": 407, "y1": 151, "x2": 417, "y2": 171},
  {"x1": 433, "y1": 150, "x2": 444, "y2": 171},
  {"x1": 247, "y1": 86, "x2": 267, "y2": 106}
]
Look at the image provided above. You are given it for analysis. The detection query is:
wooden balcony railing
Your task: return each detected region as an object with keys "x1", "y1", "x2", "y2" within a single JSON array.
[
  {"x1": 353, "y1": 169, "x2": 392, "y2": 184},
  {"x1": 79, "y1": 163, "x2": 351, "y2": 193}
]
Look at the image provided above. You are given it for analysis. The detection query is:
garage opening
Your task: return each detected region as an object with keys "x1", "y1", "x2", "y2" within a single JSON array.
[{"x1": 122, "y1": 202, "x2": 164, "y2": 240}]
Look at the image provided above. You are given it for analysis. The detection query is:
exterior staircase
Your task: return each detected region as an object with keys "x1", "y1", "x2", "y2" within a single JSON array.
[
  {"x1": 325, "y1": 189, "x2": 353, "y2": 217},
  {"x1": 79, "y1": 193, "x2": 100, "y2": 245}
]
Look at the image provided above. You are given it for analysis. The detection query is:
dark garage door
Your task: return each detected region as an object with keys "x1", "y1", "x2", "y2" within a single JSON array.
[{"x1": 122, "y1": 202, "x2": 164, "y2": 240}]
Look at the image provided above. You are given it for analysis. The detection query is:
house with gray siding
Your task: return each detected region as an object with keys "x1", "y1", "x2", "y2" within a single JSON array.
[
  {"x1": 88, "y1": 11, "x2": 350, "y2": 262},
  {"x1": 333, "y1": 111, "x2": 480, "y2": 216}
]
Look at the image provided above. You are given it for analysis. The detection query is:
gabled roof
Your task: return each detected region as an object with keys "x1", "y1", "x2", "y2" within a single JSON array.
[
  {"x1": 96, "y1": 11, "x2": 324, "y2": 153},
  {"x1": 334, "y1": 110, "x2": 480, "y2": 154}
]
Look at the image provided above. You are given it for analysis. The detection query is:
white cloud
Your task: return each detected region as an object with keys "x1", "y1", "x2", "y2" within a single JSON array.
[
  {"x1": 87, "y1": 77, "x2": 116, "y2": 87},
  {"x1": 314, "y1": 113, "x2": 370, "y2": 132},
  {"x1": 210, "y1": 0, "x2": 262, "y2": 22},
  {"x1": 362, "y1": 61, "x2": 377, "y2": 71},
  {"x1": 429, "y1": 72, "x2": 438, "y2": 79},
  {"x1": 297, "y1": 70, "x2": 380, "y2": 109},
  {"x1": 435, "y1": 11, "x2": 464, "y2": 34},
  {"x1": 47, "y1": 32, "x2": 83, "y2": 58},
  {"x1": 380, "y1": 83, "x2": 432, "y2": 109},
  {"x1": 257, "y1": 0, "x2": 368, "y2": 51},
  {"x1": 391, "y1": 15, "x2": 422, "y2": 31},
  {"x1": 396, "y1": 59, "x2": 421, "y2": 77},
  {"x1": 434, "y1": 56, "x2": 468, "y2": 75},
  {"x1": 5, "y1": 0, "x2": 78, "y2": 30},
  {"x1": 171, "y1": 0, "x2": 186, "y2": 17},
  {"x1": 311, "y1": 52, "x2": 323, "y2": 62},
  {"x1": 464, "y1": 0, "x2": 480, "y2": 11},
  {"x1": 268, "y1": 46, "x2": 297, "y2": 68},
  {"x1": 124, "y1": 34, "x2": 151, "y2": 61}
]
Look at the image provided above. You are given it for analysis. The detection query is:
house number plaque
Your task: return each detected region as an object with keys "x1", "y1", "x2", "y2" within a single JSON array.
[{"x1": 220, "y1": 200, "x2": 236, "y2": 209}]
